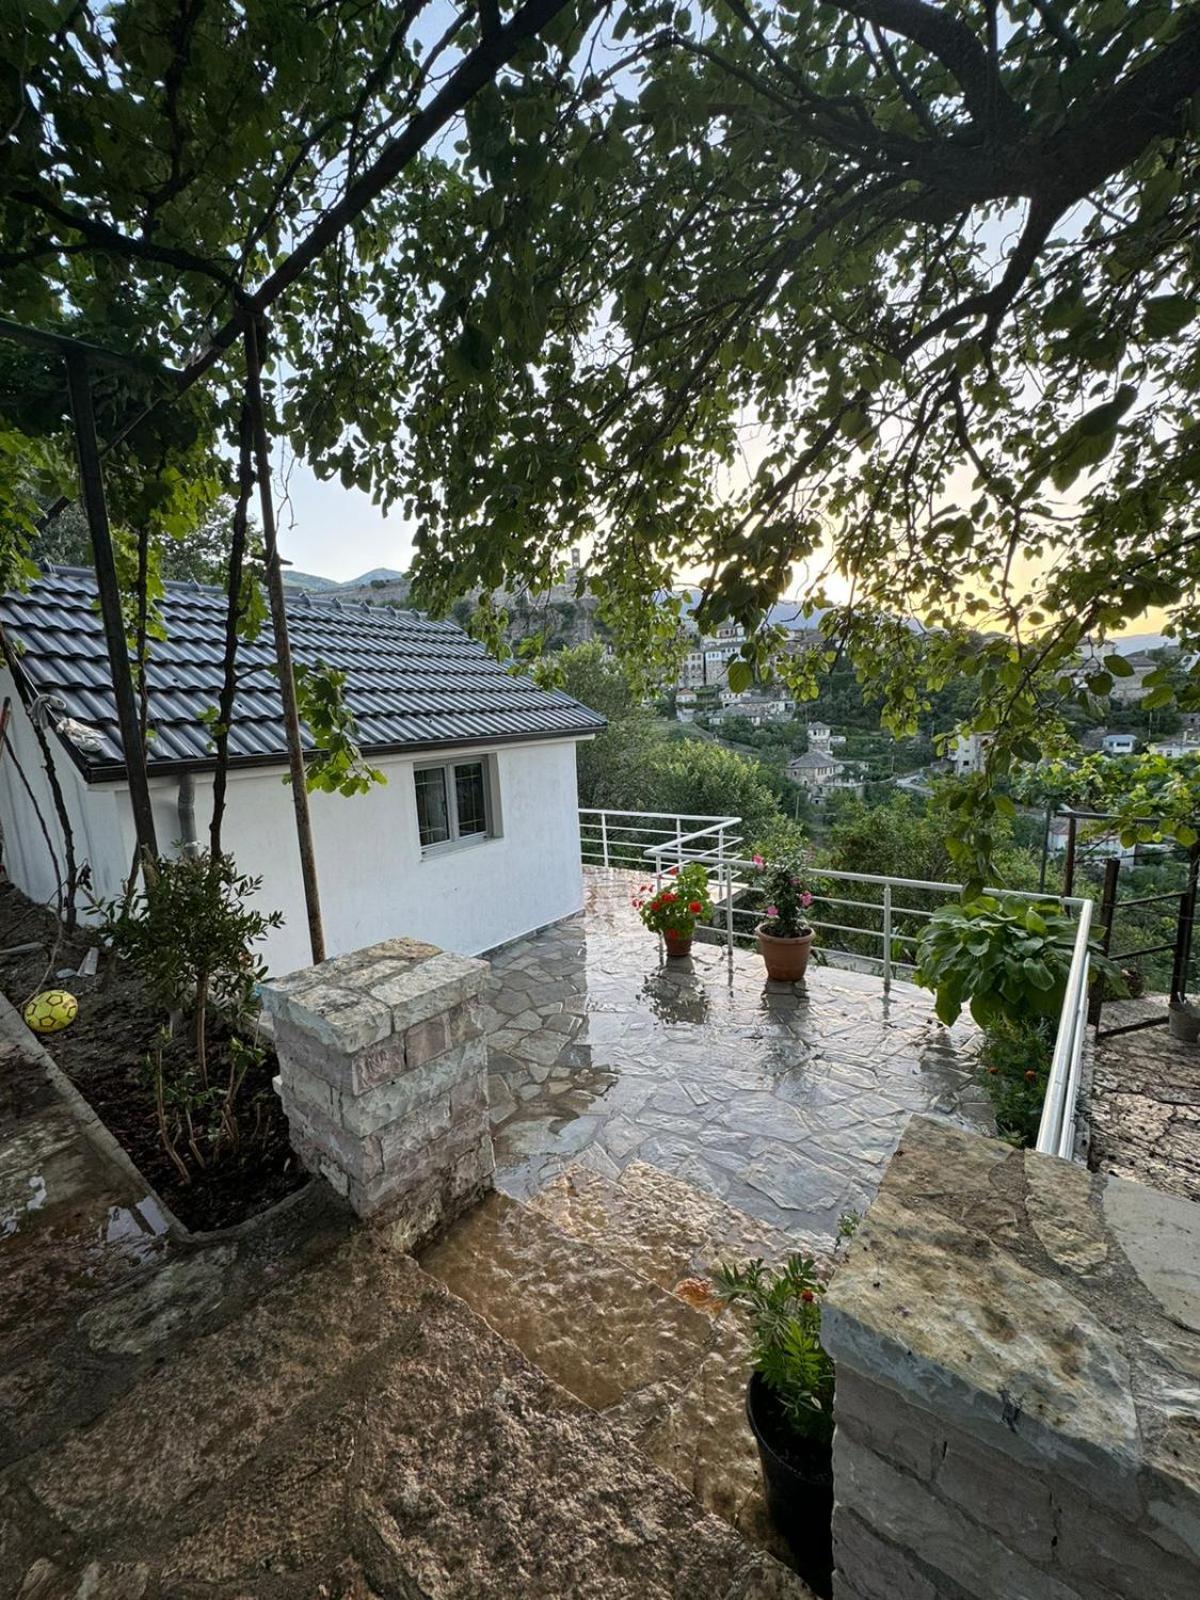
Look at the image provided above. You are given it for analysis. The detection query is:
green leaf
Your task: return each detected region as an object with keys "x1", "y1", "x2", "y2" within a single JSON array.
[
  {"x1": 727, "y1": 659, "x2": 753, "y2": 694},
  {"x1": 1142, "y1": 295, "x2": 1198, "y2": 341}
]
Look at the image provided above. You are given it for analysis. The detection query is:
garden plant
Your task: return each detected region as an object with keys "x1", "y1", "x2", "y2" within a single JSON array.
[{"x1": 714, "y1": 1252, "x2": 836, "y2": 1595}]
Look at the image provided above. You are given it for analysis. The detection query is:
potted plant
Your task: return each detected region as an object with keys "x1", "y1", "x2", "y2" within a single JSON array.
[
  {"x1": 714, "y1": 1253, "x2": 835, "y2": 1597},
  {"x1": 632, "y1": 863, "x2": 713, "y2": 957},
  {"x1": 751, "y1": 851, "x2": 815, "y2": 981}
]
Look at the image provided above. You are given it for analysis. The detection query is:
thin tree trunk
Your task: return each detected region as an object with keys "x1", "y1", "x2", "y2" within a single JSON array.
[
  {"x1": 194, "y1": 971, "x2": 209, "y2": 1089},
  {"x1": 210, "y1": 401, "x2": 254, "y2": 859},
  {"x1": 243, "y1": 316, "x2": 325, "y2": 962}
]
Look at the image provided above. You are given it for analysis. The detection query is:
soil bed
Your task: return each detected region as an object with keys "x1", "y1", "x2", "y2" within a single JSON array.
[{"x1": 0, "y1": 882, "x2": 305, "y2": 1231}]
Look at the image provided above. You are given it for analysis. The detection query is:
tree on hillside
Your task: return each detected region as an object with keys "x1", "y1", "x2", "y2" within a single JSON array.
[
  {"x1": 32, "y1": 499, "x2": 249, "y2": 586},
  {"x1": 541, "y1": 642, "x2": 785, "y2": 834},
  {"x1": 8, "y1": 3, "x2": 1200, "y2": 888},
  {"x1": 294, "y1": 0, "x2": 1199, "y2": 885},
  {"x1": 651, "y1": 737, "x2": 784, "y2": 840},
  {"x1": 536, "y1": 642, "x2": 664, "y2": 810}
]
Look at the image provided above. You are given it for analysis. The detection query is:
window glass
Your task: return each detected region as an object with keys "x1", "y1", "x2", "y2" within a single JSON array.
[
  {"x1": 415, "y1": 766, "x2": 450, "y2": 846},
  {"x1": 455, "y1": 761, "x2": 488, "y2": 836}
]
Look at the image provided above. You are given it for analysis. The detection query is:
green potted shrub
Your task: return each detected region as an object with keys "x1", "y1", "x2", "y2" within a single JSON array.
[
  {"x1": 914, "y1": 896, "x2": 1118, "y2": 1146},
  {"x1": 750, "y1": 851, "x2": 815, "y2": 981},
  {"x1": 913, "y1": 895, "x2": 1085, "y2": 1029},
  {"x1": 714, "y1": 1253, "x2": 835, "y2": 1597},
  {"x1": 632, "y1": 862, "x2": 714, "y2": 957}
]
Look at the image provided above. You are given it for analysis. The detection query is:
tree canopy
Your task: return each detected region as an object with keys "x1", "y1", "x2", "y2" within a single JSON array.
[{"x1": 4, "y1": 1, "x2": 1200, "y2": 885}]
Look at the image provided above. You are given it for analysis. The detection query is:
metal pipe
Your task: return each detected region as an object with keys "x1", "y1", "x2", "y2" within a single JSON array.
[
  {"x1": 243, "y1": 317, "x2": 325, "y2": 965},
  {"x1": 177, "y1": 772, "x2": 200, "y2": 857},
  {"x1": 64, "y1": 352, "x2": 158, "y2": 867}
]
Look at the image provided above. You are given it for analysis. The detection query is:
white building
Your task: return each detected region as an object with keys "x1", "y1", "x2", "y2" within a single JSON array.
[
  {"x1": 734, "y1": 694, "x2": 794, "y2": 726},
  {"x1": 678, "y1": 644, "x2": 708, "y2": 690},
  {"x1": 951, "y1": 732, "x2": 992, "y2": 776},
  {"x1": 1148, "y1": 733, "x2": 1200, "y2": 759},
  {"x1": 807, "y1": 721, "x2": 832, "y2": 749},
  {"x1": 787, "y1": 749, "x2": 847, "y2": 790},
  {"x1": 0, "y1": 569, "x2": 606, "y2": 976},
  {"x1": 1101, "y1": 731, "x2": 1137, "y2": 756}
]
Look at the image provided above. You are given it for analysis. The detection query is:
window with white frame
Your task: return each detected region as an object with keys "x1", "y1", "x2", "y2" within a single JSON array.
[{"x1": 414, "y1": 757, "x2": 497, "y2": 851}]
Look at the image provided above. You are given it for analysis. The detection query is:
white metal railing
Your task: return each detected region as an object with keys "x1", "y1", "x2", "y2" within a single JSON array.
[
  {"x1": 579, "y1": 808, "x2": 742, "y2": 877},
  {"x1": 1035, "y1": 898, "x2": 1093, "y2": 1160},
  {"x1": 579, "y1": 808, "x2": 1096, "y2": 1162}
]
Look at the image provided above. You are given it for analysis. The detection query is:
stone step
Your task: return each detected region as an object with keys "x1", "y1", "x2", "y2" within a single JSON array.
[
  {"x1": 2, "y1": 1226, "x2": 810, "y2": 1600},
  {"x1": 526, "y1": 1155, "x2": 827, "y2": 1297},
  {"x1": 422, "y1": 1163, "x2": 829, "y2": 1555}
]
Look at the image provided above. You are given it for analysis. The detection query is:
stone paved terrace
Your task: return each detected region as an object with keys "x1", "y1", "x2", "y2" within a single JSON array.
[
  {"x1": 483, "y1": 868, "x2": 992, "y2": 1245},
  {"x1": 0, "y1": 992, "x2": 807, "y2": 1599},
  {"x1": 1089, "y1": 996, "x2": 1200, "y2": 1201}
]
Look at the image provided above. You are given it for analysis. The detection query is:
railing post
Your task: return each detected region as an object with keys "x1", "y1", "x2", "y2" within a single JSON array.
[
  {"x1": 725, "y1": 860, "x2": 735, "y2": 970},
  {"x1": 1062, "y1": 812, "x2": 1078, "y2": 897},
  {"x1": 600, "y1": 811, "x2": 609, "y2": 869},
  {"x1": 675, "y1": 814, "x2": 683, "y2": 870},
  {"x1": 882, "y1": 883, "x2": 893, "y2": 996},
  {"x1": 1089, "y1": 855, "x2": 1120, "y2": 1024}
]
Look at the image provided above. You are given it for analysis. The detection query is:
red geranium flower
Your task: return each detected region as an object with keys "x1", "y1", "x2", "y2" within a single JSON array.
[{"x1": 688, "y1": 900, "x2": 702, "y2": 913}]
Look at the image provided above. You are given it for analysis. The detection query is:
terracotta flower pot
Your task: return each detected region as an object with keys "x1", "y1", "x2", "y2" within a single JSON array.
[
  {"x1": 756, "y1": 923, "x2": 813, "y2": 982},
  {"x1": 663, "y1": 928, "x2": 694, "y2": 959}
]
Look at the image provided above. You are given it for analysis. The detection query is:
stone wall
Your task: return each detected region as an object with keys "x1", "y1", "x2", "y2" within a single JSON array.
[
  {"x1": 823, "y1": 1115, "x2": 1200, "y2": 1600},
  {"x1": 262, "y1": 936, "x2": 494, "y2": 1247}
]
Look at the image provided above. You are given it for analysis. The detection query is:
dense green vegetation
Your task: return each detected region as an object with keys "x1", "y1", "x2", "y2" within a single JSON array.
[{"x1": 551, "y1": 643, "x2": 1196, "y2": 999}]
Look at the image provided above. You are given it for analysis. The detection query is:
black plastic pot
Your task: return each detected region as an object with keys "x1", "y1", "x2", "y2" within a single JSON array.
[{"x1": 746, "y1": 1373, "x2": 834, "y2": 1598}]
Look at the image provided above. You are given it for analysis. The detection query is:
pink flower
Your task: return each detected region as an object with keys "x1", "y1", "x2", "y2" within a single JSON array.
[
  {"x1": 752, "y1": 854, "x2": 764, "y2": 867},
  {"x1": 765, "y1": 904, "x2": 779, "y2": 918},
  {"x1": 801, "y1": 891, "x2": 813, "y2": 908}
]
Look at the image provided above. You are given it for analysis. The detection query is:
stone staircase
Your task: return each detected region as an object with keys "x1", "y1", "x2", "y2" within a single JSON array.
[
  {"x1": 3, "y1": 1163, "x2": 817, "y2": 1600},
  {"x1": 422, "y1": 1158, "x2": 829, "y2": 1557}
]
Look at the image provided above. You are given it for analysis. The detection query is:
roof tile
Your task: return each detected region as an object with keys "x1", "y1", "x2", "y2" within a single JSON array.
[{"x1": 1, "y1": 567, "x2": 604, "y2": 780}]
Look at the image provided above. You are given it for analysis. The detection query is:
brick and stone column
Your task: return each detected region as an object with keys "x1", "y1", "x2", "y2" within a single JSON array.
[
  {"x1": 823, "y1": 1114, "x2": 1200, "y2": 1600},
  {"x1": 262, "y1": 936, "x2": 494, "y2": 1247}
]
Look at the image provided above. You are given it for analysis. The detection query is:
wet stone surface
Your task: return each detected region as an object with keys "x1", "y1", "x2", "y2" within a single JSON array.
[
  {"x1": 484, "y1": 870, "x2": 991, "y2": 1244},
  {"x1": 1089, "y1": 998, "x2": 1200, "y2": 1203}
]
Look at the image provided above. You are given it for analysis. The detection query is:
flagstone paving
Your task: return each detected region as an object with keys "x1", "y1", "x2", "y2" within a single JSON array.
[
  {"x1": 483, "y1": 869, "x2": 992, "y2": 1244},
  {"x1": 1089, "y1": 997, "x2": 1200, "y2": 1202}
]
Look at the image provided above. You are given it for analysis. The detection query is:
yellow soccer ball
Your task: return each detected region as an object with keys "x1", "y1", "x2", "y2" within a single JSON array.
[{"x1": 23, "y1": 989, "x2": 79, "y2": 1034}]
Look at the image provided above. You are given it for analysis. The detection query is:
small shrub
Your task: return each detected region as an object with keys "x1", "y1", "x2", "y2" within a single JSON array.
[
  {"x1": 713, "y1": 1253, "x2": 835, "y2": 1446},
  {"x1": 97, "y1": 852, "x2": 282, "y2": 1180},
  {"x1": 978, "y1": 1015, "x2": 1054, "y2": 1147},
  {"x1": 98, "y1": 851, "x2": 281, "y2": 1071},
  {"x1": 914, "y1": 896, "x2": 1082, "y2": 1029},
  {"x1": 749, "y1": 849, "x2": 814, "y2": 939}
]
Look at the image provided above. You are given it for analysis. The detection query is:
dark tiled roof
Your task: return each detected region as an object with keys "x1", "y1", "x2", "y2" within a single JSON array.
[{"x1": 0, "y1": 567, "x2": 605, "y2": 781}]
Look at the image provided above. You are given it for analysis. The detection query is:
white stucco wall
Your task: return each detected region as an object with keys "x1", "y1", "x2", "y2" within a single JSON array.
[
  {"x1": 113, "y1": 737, "x2": 586, "y2": 976},
  {"x1": 0, "y1": 667, "x2": 130, "y2": 913}
]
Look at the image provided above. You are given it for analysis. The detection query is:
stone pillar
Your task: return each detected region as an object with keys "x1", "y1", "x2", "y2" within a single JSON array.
[
  {"x1": 823, "y1": 1115, "x2": 1200, "y2": 1600},
  {"x1": 262, "y1": 936, "x2": 494, "y2": 1247}
]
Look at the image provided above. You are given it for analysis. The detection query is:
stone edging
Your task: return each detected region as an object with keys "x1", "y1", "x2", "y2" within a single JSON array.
[{"x1": 0, "y1": 989, "x2": 313, "y2": 1246}]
